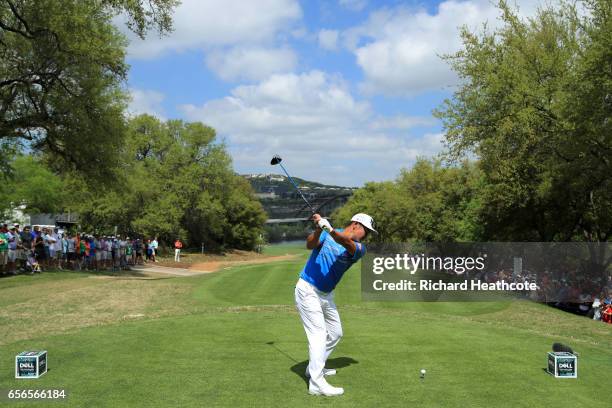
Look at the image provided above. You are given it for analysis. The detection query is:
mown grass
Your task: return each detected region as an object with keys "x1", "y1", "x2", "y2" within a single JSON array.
[{"x1": 0, "y1": 242, "x2": 609, "y2": 407}]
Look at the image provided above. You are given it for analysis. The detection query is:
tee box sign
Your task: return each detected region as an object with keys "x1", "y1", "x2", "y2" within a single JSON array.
[
  {"x1": 547, "y1": 352, "x2": 577, "y2": 378},
  {"x1": 15, "y1": 351, "x2": 48, "y2": 379}
]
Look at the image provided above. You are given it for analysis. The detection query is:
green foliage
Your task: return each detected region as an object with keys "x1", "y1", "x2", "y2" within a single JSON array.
[
  {"x1": 67, "y1": 115, "x2": 267, "y2": 250},
  {"x1": 434, "y1": 0, "x2": 612, "y2": 241},
  {"x1": 0, "y1": 155, "x2": 66, "y2": 216},
  {"x1": 0, "y1": 0, "x2": 178, "y2": 178},
  {"x1": 333, "y1": 180, "x2": 405, "y2": 241},
  {"x1": 333, "y1": 158, "x2": 484, "y2": 242}
]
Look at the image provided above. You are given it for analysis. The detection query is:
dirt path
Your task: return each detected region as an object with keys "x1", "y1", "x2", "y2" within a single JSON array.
[
  {"x1": 130, "y1": 254, "x2": 301, "y2": 277},
  {"x1": 188, "y1": 254, "x2": 299, "y2": 272}
]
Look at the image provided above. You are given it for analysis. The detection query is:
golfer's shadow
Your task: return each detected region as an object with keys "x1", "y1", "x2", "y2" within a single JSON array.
[{"x1": 290, "y1": 357, "x2": 359, "y2": 385}]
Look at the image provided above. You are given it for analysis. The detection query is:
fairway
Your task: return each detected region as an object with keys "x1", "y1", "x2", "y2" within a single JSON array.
[{"x1": 0, "y1": 244, "x2": 610, "y2": 407}]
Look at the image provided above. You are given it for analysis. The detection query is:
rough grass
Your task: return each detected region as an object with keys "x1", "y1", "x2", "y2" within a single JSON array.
[
  {"x1": 0, "y1": 242, "x2": 610, "y2": 407},
  {"x1": 0, "y1": 272, "x2": 195, "y2": 345}
]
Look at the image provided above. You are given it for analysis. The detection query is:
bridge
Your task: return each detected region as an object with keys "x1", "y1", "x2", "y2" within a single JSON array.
[
  {"x1": 265, "y1": 217, "x2": 329, "y2": 224},
  {"x1": 262, "y1": 194, "x2": 351, "y2": 224}
]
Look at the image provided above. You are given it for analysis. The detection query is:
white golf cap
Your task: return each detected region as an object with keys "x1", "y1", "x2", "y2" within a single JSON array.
[{"x1": 351, "y1": 213, "x2": 377, "y2": 233}]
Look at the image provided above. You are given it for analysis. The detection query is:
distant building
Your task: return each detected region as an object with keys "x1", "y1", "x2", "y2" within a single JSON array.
[
  {"x1": 243, "y1": 173, "x2": 286, "y2": 182},
  {"x1": 268, "y1": 175, "x2": 285, "y2": 182}
]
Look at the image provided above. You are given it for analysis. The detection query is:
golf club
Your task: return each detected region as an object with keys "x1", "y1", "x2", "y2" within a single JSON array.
[{"x1": 270, "y1": 155, "x2": 317, "y2": 215}]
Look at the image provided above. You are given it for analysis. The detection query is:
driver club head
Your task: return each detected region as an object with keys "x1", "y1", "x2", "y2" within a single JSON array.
[{"x1": 270, "y1": 155, "x2": 282, "y2": 165}]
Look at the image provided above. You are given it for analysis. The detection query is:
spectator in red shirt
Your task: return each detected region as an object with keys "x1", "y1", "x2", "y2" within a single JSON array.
[{"x1": 174, "y1": 238, "x2": 183, "y2": 262}]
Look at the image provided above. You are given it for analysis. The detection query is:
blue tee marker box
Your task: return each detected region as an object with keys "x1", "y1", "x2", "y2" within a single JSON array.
[
  {"x1": 547, "y1": 352, "x2": 577, "y2": 378},
  {"x1": 15, "y1": 351, "x2": 48, "y2": 379}
]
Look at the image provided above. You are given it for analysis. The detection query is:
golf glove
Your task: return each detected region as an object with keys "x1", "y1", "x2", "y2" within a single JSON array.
[{"x1": 318, "y1": 219, "x2": 334, "y2": 233}]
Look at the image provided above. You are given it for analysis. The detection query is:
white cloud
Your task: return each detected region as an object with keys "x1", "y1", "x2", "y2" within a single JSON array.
[
  {"x1": 181, "y1": 71, "x2": 369, "y2": 136},
  {"x1": 370, "y1": 115, "x2": 436, "y2": 130},
  {"x1": 121, "y1": 0, "x2": 302, "y2": 59},
  {"x1": 339, "y1": 0, "x2": 368, "y2": 12},
  {"x1": 342, "y1": 0, "x2": 542, "y2": 96},
  {"x1": 128, "y1": 88, "x2": 166, "y2": 119},
  {"x1": 205, "y1": 46, "x2": 297, "y2": 81},
  {"x1": 179, "y1": 71, "x2": 443, "y2": 186},
  {"x1": 318, "y1": 29, "x2": 339, "y2": 50}
]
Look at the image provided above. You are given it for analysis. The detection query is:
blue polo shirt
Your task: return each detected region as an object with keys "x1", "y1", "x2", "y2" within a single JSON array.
[{"x1": 299, "y1": 229, "x2": 366, "y2": 293}]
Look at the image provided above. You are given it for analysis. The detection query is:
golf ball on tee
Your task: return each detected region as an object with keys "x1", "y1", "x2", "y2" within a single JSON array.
[{"x1": 420, "y1": 369, "x2": 426, "y2": 376}]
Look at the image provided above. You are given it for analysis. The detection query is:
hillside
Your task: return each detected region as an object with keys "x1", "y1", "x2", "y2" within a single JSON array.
[{"x1": 243, "y1": 173, "x2": 356, "y2": 219}]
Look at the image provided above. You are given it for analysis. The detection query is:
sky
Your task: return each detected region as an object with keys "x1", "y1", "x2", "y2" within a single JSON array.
[{"x1": 121, "y1": 0, "x2": 543, "y2": 187}]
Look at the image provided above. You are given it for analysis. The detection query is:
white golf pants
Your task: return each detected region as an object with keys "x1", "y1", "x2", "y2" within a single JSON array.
[
  {"x1": 174, "y1": 248, "x2": 181, "y2": 262},
  {"x1": 295, "y1": 278, "x2": 343, "y2": 388}
]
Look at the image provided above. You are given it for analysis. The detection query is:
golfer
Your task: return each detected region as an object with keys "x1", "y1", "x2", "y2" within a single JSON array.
[{"x1": 295, "y1": 212, "x2": 376, "y2": 396}]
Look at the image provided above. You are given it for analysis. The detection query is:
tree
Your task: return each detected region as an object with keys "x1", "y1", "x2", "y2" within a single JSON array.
[
  {"x1": 0, "y1": 155, "x2": 66, "y2": 217},
  {"x1": 68, "y1": 115, "x2": 267, "y2": 251},
  {"x1": 562, "y1": 0, "x2": 612, "y2": 242},
  {"x1": 333, "y1": 181, "x2": 409, "y2": 242},
  {"x1": 434, "y1": 0, "x2": 612, "y2": 242},
  {"x1": 0, "y1": 0, "x2": 178, "y2": 177},
  {"x1": 333, "y1": 159, "x2": 484, "y2": 242}
]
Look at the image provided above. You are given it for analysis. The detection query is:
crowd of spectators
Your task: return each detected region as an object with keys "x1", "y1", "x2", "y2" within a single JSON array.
[
  {"x1": 0, "y1": 223, "x2": 163, "y2": 276},
  {"x1": 536, "y1": 270, "x2": 612, "y2": 324},
  {"x1": 470, "y1": 267, "x2": 612, "y2": 324}
]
